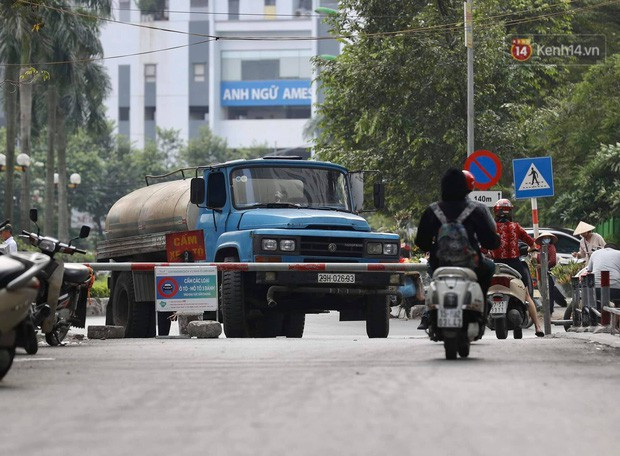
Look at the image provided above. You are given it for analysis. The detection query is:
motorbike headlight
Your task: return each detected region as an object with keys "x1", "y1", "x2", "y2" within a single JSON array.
[
  {"x1": 383, "y1": 243, "x2": 398, "y2": 255},
  {"x1": 279, "y1": 239, "x2": 296, "y2": 252},
  {"x1": 261, "y1": 239, "x2": 278, "y2": 251},
  {"x1": 39, "y1": 239, "x2": 55, "y2": 253},
  {"x1": 367, "y1": 242, "x2": 383, "y2": 255}
]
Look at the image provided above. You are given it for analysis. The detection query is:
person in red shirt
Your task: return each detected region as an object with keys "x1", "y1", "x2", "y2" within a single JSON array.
[{"x1": 490, "y1": 199, "x2": 544, "y2": 336}]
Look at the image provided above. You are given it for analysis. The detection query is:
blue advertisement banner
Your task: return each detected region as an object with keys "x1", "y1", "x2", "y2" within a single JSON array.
[{"x1": 221, "y1": 79, "x2": 312, "y2": 106}]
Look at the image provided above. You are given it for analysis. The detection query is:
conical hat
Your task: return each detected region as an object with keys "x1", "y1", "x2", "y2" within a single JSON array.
[
  {"x1": 537, "y1": 231, "x2": 558, "y2": 244},
  {"x1": 573, "y1": 221, "x2": 595, "y2": 236}
]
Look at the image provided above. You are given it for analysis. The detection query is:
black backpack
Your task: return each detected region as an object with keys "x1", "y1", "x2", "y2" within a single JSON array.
[{"x1": 430, "y1": 202, "x2": 477, "y2": 268}]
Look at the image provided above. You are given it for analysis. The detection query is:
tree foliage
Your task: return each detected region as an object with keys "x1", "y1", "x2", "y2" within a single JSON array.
[{"x1": 313, "y1": 0, "x2": 572, "y2": 223}]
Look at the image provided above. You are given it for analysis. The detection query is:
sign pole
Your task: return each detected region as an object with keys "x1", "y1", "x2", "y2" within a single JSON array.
[
  {"x1": 531, "y1": 197, "x2": 539, "y2": 239},
  {"x1": 540, "y1": 244, "x2": 552, "y2": 335},
  {"x1": 465, "y1": 0, "x2": 474, "y2": 157}
]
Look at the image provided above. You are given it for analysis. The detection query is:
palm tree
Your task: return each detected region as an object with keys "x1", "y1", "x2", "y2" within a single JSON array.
[
  {"x1": 40, "y1": 1, "x2": 111, "y2": 240},
  {"x1": 0, "y1": 2, "x2": 41, "y2": 229}
]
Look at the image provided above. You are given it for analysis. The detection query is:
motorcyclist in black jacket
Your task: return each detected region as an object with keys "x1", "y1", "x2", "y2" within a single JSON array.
[{"x1": 414, "y1": 168, "x2": 501, "y2": 330}]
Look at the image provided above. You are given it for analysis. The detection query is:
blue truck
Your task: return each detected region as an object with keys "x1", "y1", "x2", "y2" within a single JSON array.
[{"x1": 97, "y1": 157, "x2": 401, "y2": 338}]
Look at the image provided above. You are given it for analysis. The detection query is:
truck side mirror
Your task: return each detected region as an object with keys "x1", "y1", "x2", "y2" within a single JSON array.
[
  {"x1": 190, "y1": 178, "x2": 206, "y2": 205},
  {"x1": 350, "y1": 172, "x2": 364, "y2": 212},
  {"x1": 373, "y1": 182, "x2": 385, "y2": 210},
  {"x1": 206, "y1": 172, "x2": 226, "y2": 209}
]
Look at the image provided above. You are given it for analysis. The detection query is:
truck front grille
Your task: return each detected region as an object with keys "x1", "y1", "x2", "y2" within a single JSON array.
[{"x1": 299, "y1": 237, "x2": 364, "y2": 258}]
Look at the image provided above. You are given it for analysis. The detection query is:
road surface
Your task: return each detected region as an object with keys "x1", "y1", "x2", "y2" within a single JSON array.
[{"x1": 1, "y1": 313, "x2": 618, "y2": 456}]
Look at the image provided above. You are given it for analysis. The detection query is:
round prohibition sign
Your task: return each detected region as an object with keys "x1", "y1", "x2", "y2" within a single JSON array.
[
  {"x1": 464, "y1": 150, "x2": 502, "y2": 190},
  {"x1": 157, "y1": 277, "x2": 179, "y2": 298}
]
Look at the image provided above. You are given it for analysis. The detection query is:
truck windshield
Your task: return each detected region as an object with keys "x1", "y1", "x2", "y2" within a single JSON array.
[{"x1": 231, "y1": 166, "x2": 351, "y2": 211}]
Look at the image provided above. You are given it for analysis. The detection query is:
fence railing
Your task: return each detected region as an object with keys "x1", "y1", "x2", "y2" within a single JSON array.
[{"x1": 552, "y1": 270, "x2": 619, "y2": 335}]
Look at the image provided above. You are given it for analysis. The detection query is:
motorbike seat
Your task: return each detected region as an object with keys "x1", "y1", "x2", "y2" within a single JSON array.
[
  {"x1": 495, "y1": 263, "x2": 522, "y2": 280},
  {"x1": 63, "y1": 264, "x2": 91, "y2": 284},
  {"x1": 0, "y1": 256, "x2": 26, "y2": 288},
  {"x1": 433, "y1": 267, "x2": 477, "y2": 281}
]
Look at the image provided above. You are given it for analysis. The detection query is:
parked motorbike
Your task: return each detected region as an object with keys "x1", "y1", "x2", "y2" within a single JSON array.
[
  {"x1": 22, "y1": 209, "x2": 92, "y2": 346},
  {"x1": 426, "y1": 267, "x2": 486, "y2": 359},
  {"x1": 0, "y1": 249, "x2": 50, "y2": 380}
]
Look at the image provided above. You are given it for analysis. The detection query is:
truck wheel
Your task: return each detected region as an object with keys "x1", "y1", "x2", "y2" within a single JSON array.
[
  {"x1": 283, "y1": 313, "x2": 305, "y2": 338},
  {"x1": 365, "y1": 295, "x2": 389, "y2": 338},
  {"x1": 221, "y1": 256, "x2": 250, "y2": 338},
  {"x1": 113, "y1": 272, "x2": 155, "y2": 338}
]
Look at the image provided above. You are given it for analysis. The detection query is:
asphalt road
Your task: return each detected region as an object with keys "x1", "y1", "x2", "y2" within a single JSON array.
[{"x1": 1, "y1": 313, "x2": 619, "y2": 456}]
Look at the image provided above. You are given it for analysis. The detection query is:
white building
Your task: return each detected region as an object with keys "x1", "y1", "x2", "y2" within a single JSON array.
[{"x1": 100, "y1": 0, "x2": 339, "y2": 155}]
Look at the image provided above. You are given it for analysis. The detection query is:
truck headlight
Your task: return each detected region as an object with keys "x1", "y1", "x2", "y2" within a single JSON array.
[
  {"x1": 367, "y1": 242, "x2": 383, "y2": 255},
  {"x1": 279, "y1": 239, "x2": 296, "y2": 252},
  {"x1": 383, "y1": 243, "x2": 398, "y2": 255},
  {"x1": 262, "y1": 239, "x2": 278, "y2": 251}
]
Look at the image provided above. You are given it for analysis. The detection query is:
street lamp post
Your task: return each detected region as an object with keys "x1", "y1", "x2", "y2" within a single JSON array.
[
  {"x1": 55, "y1": 172, "x2": 81, "y2": 240},
  {"x1": 16, "y1": 153, "x2": 31, "y2": 233}
]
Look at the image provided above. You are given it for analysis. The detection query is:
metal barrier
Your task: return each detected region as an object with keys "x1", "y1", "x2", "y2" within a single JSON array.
[
  {"x1": 553, "y1": 269, "x2": 619, "y2": 335},
  {"x1": 82, "y1": 262, "x2": 430, "y2": 273}
]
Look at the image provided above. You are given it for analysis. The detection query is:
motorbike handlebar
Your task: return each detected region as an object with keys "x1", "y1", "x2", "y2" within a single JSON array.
[{"x1": 74, "y1": 248, "x2": 87, "y2": 255}]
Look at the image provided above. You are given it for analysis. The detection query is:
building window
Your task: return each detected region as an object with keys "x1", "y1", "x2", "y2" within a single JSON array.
[
  {"x1": 144, "y1": 64, "x2": 156, "y2": 83},
  {"x1": 193, "y1": 63, "x2": 206, "y2": 82},
  {"x1": 221, "y1": 50, "x2": 312, "y2": 81},
  {"x1": 119, "y1": 107, "x2": 130, "y2": 121},
  {"x1": 145, "y1": 106, "x2": 156, "y2": 121},
  {"x1": 119, "y1": 0, "x2": 130, "y2": 21},
  {"x1": 190, "y1": 0, "x2": 208, "y2": 7},
  {"x1": 265, "y1": 0, "x2": 276, "y2": 5},
  {"x1": 228, "y1": 0, "x2": 239, "y2": 20},
  {"x1": 294, "y1": 0, "x2": 312, "y2": 16},
  {"x1": 189, "y1": 106, "x2": 209, "y2": 120},
  {"x1": 139, "y1": 0, "x2": 169, "y2": 21}
]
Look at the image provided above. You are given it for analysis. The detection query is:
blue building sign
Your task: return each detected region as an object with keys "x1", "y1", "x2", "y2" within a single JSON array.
[{"x1": 221, "y1": 79, "x2": 312, "y2": 106}]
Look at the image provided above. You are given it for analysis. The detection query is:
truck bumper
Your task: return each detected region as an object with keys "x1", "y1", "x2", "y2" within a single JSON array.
[
  {"x1": 255, "y1": 271, "x2": 403, "y2": 310},
  {"x1": 255, "y1": 271, "x2": 403, "y2": 287}
]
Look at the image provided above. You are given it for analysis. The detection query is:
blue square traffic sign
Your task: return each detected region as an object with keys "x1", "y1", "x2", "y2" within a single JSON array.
[{"x1": 512, "y1": 156, "x2": 554, "y2": 199}]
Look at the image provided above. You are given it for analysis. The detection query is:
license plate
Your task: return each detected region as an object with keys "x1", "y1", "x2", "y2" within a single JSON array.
[
  {"x1": 438, "y1": 308, "x2": 463, "y2": 328},
  {"x1": 490, "y1": 300, "x2": 508, "y2": 314},
  {"x1": 317, "y1": 273, "x2": 355, "y2": 284}
]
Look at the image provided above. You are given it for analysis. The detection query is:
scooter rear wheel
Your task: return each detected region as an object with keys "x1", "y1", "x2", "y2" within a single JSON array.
[
  {"x1": 444, "y1": 337, "x2": 457, "y2": 360},
  {"x1": 457, "y1": 336, "x2": 470, "y2": 358},
  {"x1": 513, "y1": 327, "x2": 523, "y2": 339},
  {"x1": 0, "y1": 345, "x2": 16, "y2": 381},
  {"x1": 495, "y1": 317, "x2": 508, "y2": 339}
]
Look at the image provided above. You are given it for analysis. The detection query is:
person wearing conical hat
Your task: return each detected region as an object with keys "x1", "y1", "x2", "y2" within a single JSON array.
[{"x1": 572, "y1": 221, "x2": 605, "y2": 261}]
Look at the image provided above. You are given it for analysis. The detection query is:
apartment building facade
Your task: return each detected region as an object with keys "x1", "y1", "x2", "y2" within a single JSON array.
[{"x1": 100, "y1": 0, "x2": 339, "y2": 154}]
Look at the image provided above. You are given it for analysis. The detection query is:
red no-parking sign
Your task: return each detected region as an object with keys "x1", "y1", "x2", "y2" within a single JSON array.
[{"x1": 464, "y1": 150, "x2": 502, "y2": 190}]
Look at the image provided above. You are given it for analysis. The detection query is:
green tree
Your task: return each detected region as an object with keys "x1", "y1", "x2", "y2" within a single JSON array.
[
  {"x1": 552, "y1": 142, "x2": 620, "y2": 225},
  {"x1": 313, "y1": 0, "x2": 571, "y2": 219},
  {"x1": 180, "y1": 125, "x2": 229, "y2": 167}
]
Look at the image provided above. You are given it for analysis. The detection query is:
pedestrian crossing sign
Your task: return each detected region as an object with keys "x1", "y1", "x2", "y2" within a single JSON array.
[{"x1": 512, "y1": 156, "x2": 554, "y2": 199}]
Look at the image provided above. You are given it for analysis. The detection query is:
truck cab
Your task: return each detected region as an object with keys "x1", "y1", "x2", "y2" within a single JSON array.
[{"x1": 98, "y1": 157, "x2": 401, "y2": 339}]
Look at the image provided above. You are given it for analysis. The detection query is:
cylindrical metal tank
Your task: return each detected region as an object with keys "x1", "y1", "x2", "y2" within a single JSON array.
[{"x1": 105, "y1": 180, "x2": 199, "y2": 240}]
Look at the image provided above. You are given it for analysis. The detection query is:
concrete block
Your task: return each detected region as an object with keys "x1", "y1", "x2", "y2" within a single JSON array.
[
  {"x1": 187, "y1": 321, "x2": 222, "y2": 339},
  {"x1": 87, "y1": 325, "x2": 125, "y2": 339},
  {"x1": 177, "y1": 313, "x2": 203, "y2": 335}
]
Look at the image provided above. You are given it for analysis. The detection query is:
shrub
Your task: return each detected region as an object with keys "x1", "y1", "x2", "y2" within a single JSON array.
[{"x1": 90, "y1": 278, "x2": 109, "y2": 298}]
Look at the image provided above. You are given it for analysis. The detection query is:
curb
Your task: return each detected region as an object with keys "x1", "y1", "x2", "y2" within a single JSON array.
[{"x1": 551, "y1": 331, "x2": 620, "y2": 349}]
